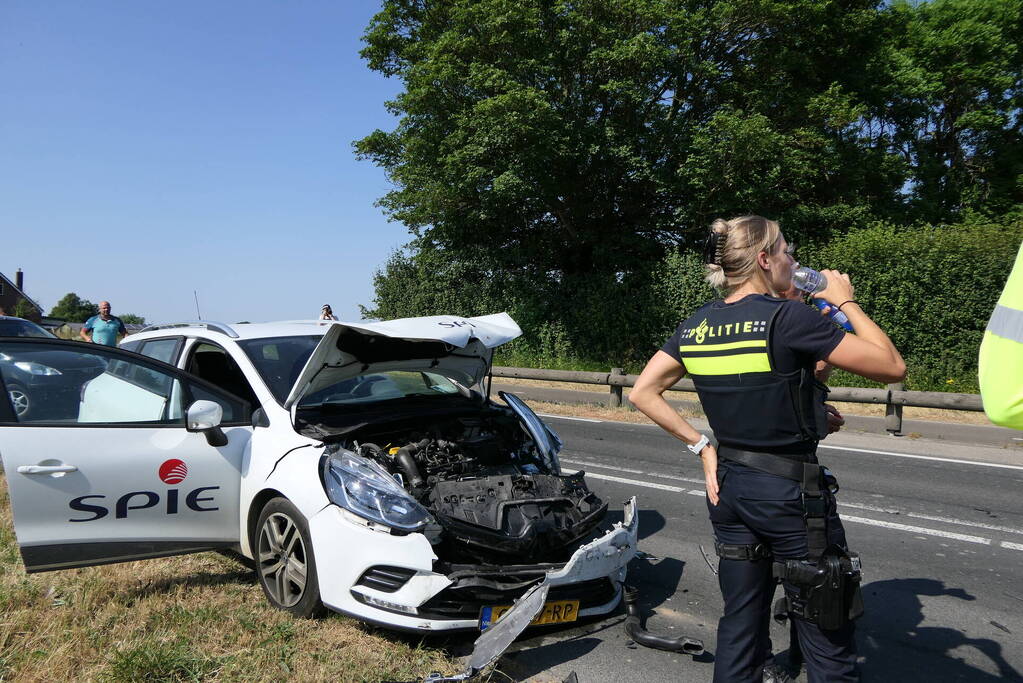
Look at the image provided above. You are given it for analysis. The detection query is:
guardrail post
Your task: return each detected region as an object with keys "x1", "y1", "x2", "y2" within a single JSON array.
[
  {"x1": 886, "y1": 382, "x2": 904, "y2": 435},
  {"x1": 609, "y1": 368, "x2": 625, "y2": 408}
]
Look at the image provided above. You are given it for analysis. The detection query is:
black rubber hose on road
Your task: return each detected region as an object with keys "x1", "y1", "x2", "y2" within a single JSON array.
[{"x1": 623, "y1": 586, "x2": 705, "y2": 656}]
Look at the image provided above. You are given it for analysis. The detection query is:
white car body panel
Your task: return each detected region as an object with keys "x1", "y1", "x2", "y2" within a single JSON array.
[
  {"x1": 1, "y1": 423, "x2": 248, "y2": 570},
  {"x1": 309, "y1": 498, "x2": 639, "y2": 631}
]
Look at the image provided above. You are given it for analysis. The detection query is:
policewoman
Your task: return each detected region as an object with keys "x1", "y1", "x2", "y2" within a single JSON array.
[{"x1": 630, "y1": 216, "x2": 905, "y2": 682}]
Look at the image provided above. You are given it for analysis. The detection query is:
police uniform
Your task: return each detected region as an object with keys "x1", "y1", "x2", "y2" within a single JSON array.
[{"x1": 663, "y1": 293, "x2": 860, "y2": 683}]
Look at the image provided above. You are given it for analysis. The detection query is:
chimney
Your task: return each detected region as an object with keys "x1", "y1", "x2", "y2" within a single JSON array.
[{"x1": 15, "y1": 268, "x2": 23, "y2": 291}]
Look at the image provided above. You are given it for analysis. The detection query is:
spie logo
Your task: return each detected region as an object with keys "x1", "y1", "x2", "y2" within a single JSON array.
[
  {"x1": 68, "y1": 458, "x2": 219, "y2": 522},
  {"x1": 159, "y1": 459, "x2": 188, "y2": 485}
]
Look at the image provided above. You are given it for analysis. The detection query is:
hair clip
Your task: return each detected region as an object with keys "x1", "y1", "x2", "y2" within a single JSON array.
[{"x1": 703, "y1": 231, "x2": 726, "y2": 265}]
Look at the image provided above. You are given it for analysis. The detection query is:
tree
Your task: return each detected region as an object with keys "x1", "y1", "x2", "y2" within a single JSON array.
[
  {"x1": 12, "y1": 298, "x2": 38, "y2": 319},
  {"x1": 49, "y1": 293, "x2": 98, "y2": 323},
  {"x1": 357, "y1": 0, "x2": 1022, "y2": 366},
  {"x1": 120, "y1": 314, "x2": 146, "y2": 325},
  {"x1": 873, "y1": 0, "x2": 1022, "y2": 222}
]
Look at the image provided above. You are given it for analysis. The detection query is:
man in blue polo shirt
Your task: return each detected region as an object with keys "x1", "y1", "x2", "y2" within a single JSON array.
[{"x1": 80, "y1": 301, "x2": 127, "y2": 346}]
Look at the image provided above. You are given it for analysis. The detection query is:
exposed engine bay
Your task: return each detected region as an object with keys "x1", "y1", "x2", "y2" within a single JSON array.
[{"x1": 320, "y1": 406, "x2": 608, "y2": 564}]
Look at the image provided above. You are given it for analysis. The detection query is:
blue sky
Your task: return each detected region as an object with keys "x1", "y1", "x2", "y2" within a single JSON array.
[{"x1": 1, "y1": 1, "x2": 411, "y2": 324}]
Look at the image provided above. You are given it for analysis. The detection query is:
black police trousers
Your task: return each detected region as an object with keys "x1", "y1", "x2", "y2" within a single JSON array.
[{"x1": 708, "y1": 459, "x2": 859, "y2": 683}]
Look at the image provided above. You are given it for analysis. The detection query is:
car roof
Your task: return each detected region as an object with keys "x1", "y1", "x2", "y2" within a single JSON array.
[{"x1": 124, "y1": 320, "x2": 334, "y2": 344}]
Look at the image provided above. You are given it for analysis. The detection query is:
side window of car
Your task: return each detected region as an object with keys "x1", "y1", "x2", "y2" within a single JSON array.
[
  {"x1": 186, "y1": 382, "x2": 248, "y2": 424},
  {"x1": 185, "y1": 342, "x2": 258, "y2": 419},
  {"x1": 0, "y1": 341, "x2": 183, "y2": 425},
  {"x1": 138, "y1": 338, "x2": 182, "y2": 366}
]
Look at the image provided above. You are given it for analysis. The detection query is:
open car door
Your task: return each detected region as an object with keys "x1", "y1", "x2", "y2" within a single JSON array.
[{"x1": 0, "y1": 338, "x2": 251, "y2": 572}]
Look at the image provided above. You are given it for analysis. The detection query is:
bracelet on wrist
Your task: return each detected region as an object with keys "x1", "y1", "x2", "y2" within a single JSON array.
[{"x1": 836, "y1": 300, "x2": 856, "y2": 311}]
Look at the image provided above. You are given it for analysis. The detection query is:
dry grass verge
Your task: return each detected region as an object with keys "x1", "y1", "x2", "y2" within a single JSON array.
[{"x1": 0, "y1": 474, "x2": 464, "y2": 682}]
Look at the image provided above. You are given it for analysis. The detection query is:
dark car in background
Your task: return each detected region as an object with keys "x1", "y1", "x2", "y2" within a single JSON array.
[{"x1": 0, "y1": 317, "x2": 106, "y2": 419}]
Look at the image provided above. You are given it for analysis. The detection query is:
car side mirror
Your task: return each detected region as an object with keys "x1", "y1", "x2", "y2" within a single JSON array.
[{"x1": 187, "y1": 400, "x2": 228, "y2": 447}]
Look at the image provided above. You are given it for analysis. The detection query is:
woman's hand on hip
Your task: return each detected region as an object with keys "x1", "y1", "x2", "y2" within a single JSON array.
[{"x1": 702, "y1": 444, "x2": 720, "y2": 505}]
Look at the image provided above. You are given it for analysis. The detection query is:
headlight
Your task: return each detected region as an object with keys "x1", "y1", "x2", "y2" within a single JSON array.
[
  {"x1": 13, "y1": 362, "x2": 62, "y2": 376},
  {"x1": 322, "y1": 451, "x2": 432, "y2": 532}
]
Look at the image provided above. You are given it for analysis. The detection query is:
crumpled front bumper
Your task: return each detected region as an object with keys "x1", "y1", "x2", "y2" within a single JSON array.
[{"x1": 323, "y1": 497, "x2": 639, "y2": 631}]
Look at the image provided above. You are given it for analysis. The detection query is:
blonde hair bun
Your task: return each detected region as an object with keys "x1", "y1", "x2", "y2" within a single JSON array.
[{"x1": 702, "y1": 215, "x2": 781, "y2": 295}]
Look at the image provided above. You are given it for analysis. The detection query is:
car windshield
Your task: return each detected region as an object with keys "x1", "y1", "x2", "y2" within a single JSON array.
[
  {"x1": 0, "y1": 319, "x2": 56, "y2": 338},
  {"x1": 298, "y1": 370, "x2": 460, "y2": 408},
  {"x1": 237, "y1": 335, "x2": 321, "y2": 403},
  {"x1": 238, "y1": 334, "x2": 464, "y2": 407}
]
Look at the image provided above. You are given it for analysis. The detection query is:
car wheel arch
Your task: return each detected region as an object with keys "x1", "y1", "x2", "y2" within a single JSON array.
[{"x1": 247, "y1": 488, "x2": 286, "y2": 557}]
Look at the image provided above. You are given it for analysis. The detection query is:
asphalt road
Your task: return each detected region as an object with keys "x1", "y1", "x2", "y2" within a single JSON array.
[{"x1": 496, "y1": 415, "x2": 1023, "y2": 683}]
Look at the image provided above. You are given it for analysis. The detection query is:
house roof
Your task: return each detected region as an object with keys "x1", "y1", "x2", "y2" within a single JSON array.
[{"x1": 0, "y1": 271, "x2": 44, "y2": 313}]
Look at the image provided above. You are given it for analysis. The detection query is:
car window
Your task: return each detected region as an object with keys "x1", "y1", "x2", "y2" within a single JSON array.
[
  {"x1": 0, "y1": 341, "x2": 182, "y2": 424},
  {"x1": 187, "y1": 383, "x2": 248, "y2": 424},
  {"x1": 185, "y1": 342, "x2": 258, "y2": 407},
  {"x1": 237, "y1": 336, "x2": 320, "y2": 403},
  {"x1": 0, "y1": 341, "x2": 250, "y2": 427},
  {"x1": 0, "y1": 319, "x2": 56, "y2": 338},
  {"x1": 138, "y1": 338, "x2": 181, "y2": 365},
  {"x1": 299, "y1": 371, "x2": 460, "y2": 408}
]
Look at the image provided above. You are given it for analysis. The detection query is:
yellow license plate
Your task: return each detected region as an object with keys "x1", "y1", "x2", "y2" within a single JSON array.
[{"x1": 479, "y1": 599, "x2": 580, "y2": 631}]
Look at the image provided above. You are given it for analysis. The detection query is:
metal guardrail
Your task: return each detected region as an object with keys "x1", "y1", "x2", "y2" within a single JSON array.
[{"x1": 492, "y1": 366, "x2": 984, "y2": 435}]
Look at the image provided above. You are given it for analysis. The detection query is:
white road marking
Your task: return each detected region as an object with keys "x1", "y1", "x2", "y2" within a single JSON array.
[
  {"x1": 568, "y1": 458, "x2": 1023, "y2": 538},
  {"x1": 561, "y1": 457, "x2": 704, "y2": 485},
  {"x1": 839, "y1": 515, "x2": 991, "y2": 545},
  {"x1": 541, "y1": 413, "x2": 1023, "y2": 469},
  {"x1": 819, "y1": 444, "x2": 1023, "y2": 472},
  {"x1": 839, "y1": 501, "x2": 1023, "y2": 537},
  {"x1": 575, "y1": 468, "x2": 1020, "y2": 550},
  {"x1": 581, "y1": 472, "x2": 688, "y2": 493},
  {"x1": 538, "y1": 414, "x2": 602, "y2": 423}
]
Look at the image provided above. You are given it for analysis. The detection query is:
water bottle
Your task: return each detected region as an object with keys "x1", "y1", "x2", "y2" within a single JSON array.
[{"x1": 791, "y1": 266, "x2": 854, "y2": 332}]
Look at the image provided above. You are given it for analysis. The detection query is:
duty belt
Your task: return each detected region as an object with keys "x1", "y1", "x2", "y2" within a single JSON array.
[{"x1": 717, "y1": 446, "x2": 829, "y2": 559}]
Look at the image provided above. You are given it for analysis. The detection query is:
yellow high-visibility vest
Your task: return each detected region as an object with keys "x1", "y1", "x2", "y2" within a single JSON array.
[{"x1": 979, "y1": 240, "x2": 1023, "y2": 429}]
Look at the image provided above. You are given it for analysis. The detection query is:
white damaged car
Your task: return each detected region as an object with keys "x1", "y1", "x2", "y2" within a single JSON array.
[{"x1": 0, "y1": 314, "x2": 637, "y2": 634}]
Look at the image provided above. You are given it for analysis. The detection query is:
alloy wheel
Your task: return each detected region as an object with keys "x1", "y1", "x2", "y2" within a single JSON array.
[
  {"x1": 257, "y1": 512, "x2": 309, "y2": 607},
  {"x1": 8, "y1": 387, "x2": 29, "y2": 417}
]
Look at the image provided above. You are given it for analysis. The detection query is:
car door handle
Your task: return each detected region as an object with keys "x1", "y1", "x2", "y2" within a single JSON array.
[{"x1": 17, "y1": 465, "x2": 78, "y2": 475}]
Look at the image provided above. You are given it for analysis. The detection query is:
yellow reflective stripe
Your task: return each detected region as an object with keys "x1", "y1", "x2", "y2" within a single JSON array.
[
  {"x1": 678, "y1": 339, "x2": 767, "y2": 353},
  {"x1": 682, "y1": 353, "x2": 771, "y2": 375}
]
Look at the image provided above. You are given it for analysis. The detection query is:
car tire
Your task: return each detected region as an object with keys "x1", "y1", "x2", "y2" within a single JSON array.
[
  {"x1": 255, "y1": 497, "x2": 325, "y2": 618},
  {"x1": 7, "y1": 383, "x2": 30, "y2": 418}
]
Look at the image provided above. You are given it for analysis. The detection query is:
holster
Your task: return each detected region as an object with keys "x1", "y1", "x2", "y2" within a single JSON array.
[{"x1": 773, "y1": 544, "x2": 864, "y2": 630}]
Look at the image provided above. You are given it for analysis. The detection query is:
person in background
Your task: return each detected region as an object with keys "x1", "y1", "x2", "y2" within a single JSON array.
[
  {"x1": 319, "y1": 304, "x2": 338, "y2": 321},
  {"x1": 979, "y1": 240, "x2": 1023, "y2": 429},
  {"x1": 80, "y1": 301, "x2": 127, "y2": 346}
]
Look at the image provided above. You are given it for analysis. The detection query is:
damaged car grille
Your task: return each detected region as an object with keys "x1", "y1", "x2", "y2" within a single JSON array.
[{"x1": 429, "y1": 472, "x2": 608, "y2": 563}]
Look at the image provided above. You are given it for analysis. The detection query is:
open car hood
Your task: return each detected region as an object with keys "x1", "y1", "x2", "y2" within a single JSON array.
[{"x1": 283, "y1": 313, "x2": 522, "y2": 409}]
